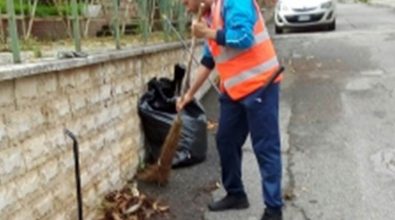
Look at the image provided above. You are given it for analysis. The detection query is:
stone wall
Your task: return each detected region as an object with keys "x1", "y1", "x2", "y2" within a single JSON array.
[{"x1": 0, "y1": 41, "x2": 208, "y2": 220}]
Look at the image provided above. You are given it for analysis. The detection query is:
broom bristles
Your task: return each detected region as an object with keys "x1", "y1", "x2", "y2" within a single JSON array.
[{"x1": 138, "y1": 115, "x2": 182, "y2": 185}]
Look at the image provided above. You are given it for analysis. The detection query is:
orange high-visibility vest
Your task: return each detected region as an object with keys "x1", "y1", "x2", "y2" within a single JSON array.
[{"x1": 207, "y1": 0, "x2": 282, "y2": 100}]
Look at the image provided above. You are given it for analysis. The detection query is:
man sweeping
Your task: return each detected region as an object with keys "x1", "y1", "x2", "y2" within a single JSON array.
[{"x1": 177, "y1": 0, "x2": 284, "y2": 219}]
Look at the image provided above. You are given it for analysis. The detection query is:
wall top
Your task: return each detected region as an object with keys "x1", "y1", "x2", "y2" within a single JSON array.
[{"x1": 0, "y1": 40, "x2": 202, "y2": 82}]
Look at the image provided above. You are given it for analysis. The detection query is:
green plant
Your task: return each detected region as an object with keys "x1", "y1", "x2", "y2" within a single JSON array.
[
  {"x1": 0, "y1": 1, "x2": 35, "y2": 16},
  {"x1": 0, "y1": 1, "x2": 84, "y2": 17},
  {"x1": 32, "y1": 46, "x2": 42, "y2": 58},
  {"x1": 20, "y1": 37, "x2": 42, "y2": 57},
  {"x1": 35, "y1": 3, "x2": 85, "y2": 17}
]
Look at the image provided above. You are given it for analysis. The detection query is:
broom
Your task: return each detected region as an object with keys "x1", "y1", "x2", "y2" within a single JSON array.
[{"x1": 138, "y1": 3, "x2": 205, "y2": 185}]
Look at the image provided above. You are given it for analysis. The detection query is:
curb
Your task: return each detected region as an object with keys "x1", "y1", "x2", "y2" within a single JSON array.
[{"x1": 368, "y1": 1, "x2": 395, "y2": 9}]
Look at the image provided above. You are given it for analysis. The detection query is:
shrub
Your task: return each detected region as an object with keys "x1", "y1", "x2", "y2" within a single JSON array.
[{"x1": 0, "y1": 1, "x2": 84, "y2": 17}]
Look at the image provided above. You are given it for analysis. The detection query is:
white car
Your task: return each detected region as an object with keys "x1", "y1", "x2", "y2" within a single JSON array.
[{"x1": 274, "y1": 0, "x2": 336, "y2": 34}]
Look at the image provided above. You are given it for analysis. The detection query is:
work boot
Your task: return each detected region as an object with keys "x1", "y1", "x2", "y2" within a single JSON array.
[
  {"x1": 208, "y1": 194, "x2": 249, "y2": 211},
  {"x1": 261, "y1": 208, "x2": 283, "y2": 220}
]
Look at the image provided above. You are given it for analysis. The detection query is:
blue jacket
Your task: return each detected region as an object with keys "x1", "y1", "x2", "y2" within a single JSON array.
[{"x1": 201, "y1": 0, "x2": 258, "y2": 69}]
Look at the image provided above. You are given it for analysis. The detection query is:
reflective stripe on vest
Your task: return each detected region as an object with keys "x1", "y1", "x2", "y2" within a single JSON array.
[
  {"x1": 215, "y1": 29, "x2": 271, "y2": 64},
  {"x1": 224, "y1": 57, "x2": 279, "y2": 89},
  {"x1": 208, "y1": 0, "x2": 282, "y2": 100}
]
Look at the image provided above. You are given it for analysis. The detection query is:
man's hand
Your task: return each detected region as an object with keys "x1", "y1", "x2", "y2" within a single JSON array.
[
  {"x1": 192, "y1": 20, "x2": 217, "y2": 39},
  {"x1": 176, "y1": 65, "x2": 212, "y2": 112},
  {"x1": 176, "y1": 92, "x2": 193, "y2": 112}
]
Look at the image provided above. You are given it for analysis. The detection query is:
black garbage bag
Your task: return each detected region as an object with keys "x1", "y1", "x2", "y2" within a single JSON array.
[{"x1": 138, "y1": 64, "x2": 208, "y2": 168}]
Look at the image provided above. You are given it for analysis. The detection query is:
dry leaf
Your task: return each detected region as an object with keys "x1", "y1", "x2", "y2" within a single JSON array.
[
  {"x1": 125, "y1": 200, "x2": 142, "y2": 214},
  {"x1": 157, "y1": 204, "x2": 170, "y2": 212},
  {"x1": 130, "y1": 182, "x2": 140, "y2": 197},
  {"x1": 283, "y1": 187, "x2": 295, "y2": 201},
  {"x1": 98, "y1": 183, "x2": 170, "y2": 220},
  {"x1": 112, "y1": 213, "x2": 122, "y2": 220},
  {"x1": 127, "y1": 216, "x2": 138, "y2": 220}
]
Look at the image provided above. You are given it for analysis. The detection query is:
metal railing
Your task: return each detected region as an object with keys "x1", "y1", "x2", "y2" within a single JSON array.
[{"x1": 0, "y1": 0, "x2": 189, "y2": 64}]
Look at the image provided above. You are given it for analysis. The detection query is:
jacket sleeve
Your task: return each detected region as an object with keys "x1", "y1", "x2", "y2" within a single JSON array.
[
  {"x1": 215, "y1": 0, "x2": 257, "y2": 50},
  {"x1": 200, "y1": 43, "x2": 215, "y2": 70}
]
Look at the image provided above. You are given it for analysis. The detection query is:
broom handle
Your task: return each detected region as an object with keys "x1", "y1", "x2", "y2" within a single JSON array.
[
  {"x1": 154, "y1": 4, "x2": 206, "y2": 172},
  {"x1": 180, "y1": 3, "x2": 205, "y2": 98}
]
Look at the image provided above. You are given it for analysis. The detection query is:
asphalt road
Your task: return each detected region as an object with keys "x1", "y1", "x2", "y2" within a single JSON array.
[{"x1": 274, "y1": 2, "x2": 395, "y2": 220}]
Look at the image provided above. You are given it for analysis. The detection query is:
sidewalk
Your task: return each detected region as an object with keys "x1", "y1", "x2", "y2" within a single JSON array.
[{"x1": 370, "y1": 0, "x2": 395, "y2": 8}]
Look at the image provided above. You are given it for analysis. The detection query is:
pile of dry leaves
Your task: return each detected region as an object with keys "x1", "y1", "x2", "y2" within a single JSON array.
[{"x1": 97, "y1": 182, "x2": 170, "y2": 220}]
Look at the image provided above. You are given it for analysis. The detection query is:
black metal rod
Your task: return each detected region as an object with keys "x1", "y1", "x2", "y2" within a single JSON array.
[{"x1": 64, "y1": 129, "x2": 83, "y2": 220}]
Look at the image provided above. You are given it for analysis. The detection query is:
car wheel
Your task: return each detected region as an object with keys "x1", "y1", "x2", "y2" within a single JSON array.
[
  {"x1": 275, "y1": 25, "x2": 283, "y2": 34},
  {"x1": 328, "y1": 20, "x2": 336, "y2": 31}
]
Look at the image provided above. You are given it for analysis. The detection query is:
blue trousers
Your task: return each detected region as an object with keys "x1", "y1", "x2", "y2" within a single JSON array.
[{"x1": 216, "y1": 83, "x2": 283, "y2": 210}]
